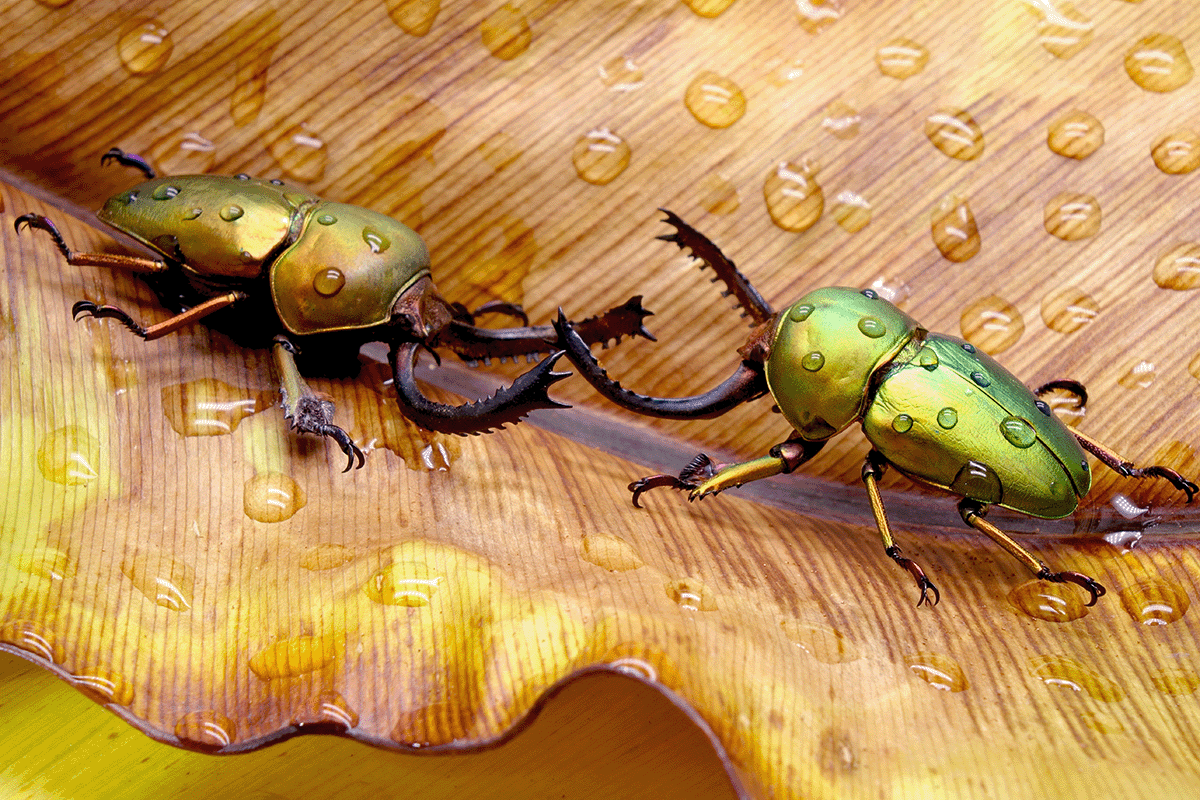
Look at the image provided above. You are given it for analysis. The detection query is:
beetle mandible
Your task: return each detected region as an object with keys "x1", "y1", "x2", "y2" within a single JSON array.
[
  {"x1": 553, "y1": 211, "x2": 1198, "y2": 606},
  {"x1": 15, "y1": 149, "x2": 652, "y2": 470}
]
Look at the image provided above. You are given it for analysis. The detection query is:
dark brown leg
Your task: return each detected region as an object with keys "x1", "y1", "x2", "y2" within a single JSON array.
[
  {"x1": 1072, "y1": 429, "x2": 1197, "y2": 502},
  {"x1": 15, "y1": 214, "x2": 166, "y2": 273},
  {"x1": 73, "y1": 292, "x2": 246, "y2": 341}
]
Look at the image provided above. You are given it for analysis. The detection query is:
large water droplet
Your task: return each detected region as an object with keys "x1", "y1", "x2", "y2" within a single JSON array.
[
  {"x1": 924, "y1": 109, "x2": 985, "y2": 160},
  {"x1": 1008, "y1": 580, "x2": 1089, "y2": 622},
  {"x1": 364, "y1": 562, "x2": 443, "y2": 606},
  {"x1": 243, "y1": 472, "x2": 307, "y2": 522},
  {"x1": 387, "y1": 0, "x2": 440, "y2": 36},
  {"x1": 764, "y1": 161, "x2": 823, "y2": 232},
  {"x1": 0, "y1": 619, "x2": 64, "y2": 663},
  {"x1": 1125, "y1": 33, "x2": 1193, "y2": 92},
  {"x1": 71, "y1": 666, "x2": 135, "y2": 706},
  {"x1": 1118, "y1": 580, "x2": 1189, "y2": 624},
  {"x1": 1151, "y1": 128, "x2": 1200, "y2": 174},
  {"x1": 1030, "y1": 655, "x2": 1124, "y2": 701},
  {"x1": 1040, "y1": 286, "x2": 1098, "y2": 333},
  {"x1": 1033, "y1": 1, "x2": 1093, "y2": 59},
  {"x1": 1047, "y1": 109, "x2": 1103, "y2": 159},
  {"x1": 876, "y1": 38, "x2": 928, "y2": 79},
  {"x1": 161, "y1": 378, "x2": 271, "y2": 437},
  {"x1": 949, "y1": 460, "x2": 1002, "y2": 504},
  {"x1": 1117, "y1": 358, "x2": 1156, "y2": 390},
  {"x1": 580, "y1": 534, "x2": 645, "y2": 572},
  {"x1": 1043, "y1": 192, "x2": 1100, "y2": 240},
  {"x1": 37, "y1": 425, "x2": 100, "y2": 485},
  {"x1": 821, "y1": 100, "x2": 860, "y2": 139},
  {"x1": 1000, "y1": 416, "x2": 1037, "y2": 448},
  {"x1": 904, "y1": 653, "x2": 968, "y2": 692},
  {"x1": 960, "y1": 295, "x2": 1024, "y2": 353},
  {"x1": 571, "y1": 128, "x2": 630, "y2": 185},
  {"x1": 267, "y1": 122, "x2": 327, "y2": 182},
  {"x1": 117, "y1": 18, "x2": 173, "y2": 74},
  {"x1": 684, "y1": 71, "x2": 746, "y2": 128},
  {"x1": 1153, "y1": 242, "x2": 1200, "y2": 289},
  {"x1": 480, "y1": 3, "x2": 531, "y2": 60},
  {"x1": 930, "y1": 193, "x2": 980, "y2": 262}
]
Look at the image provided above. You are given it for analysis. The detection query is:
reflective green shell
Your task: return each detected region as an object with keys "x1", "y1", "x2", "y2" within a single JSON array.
[
  {"x1": 765, "y1": 287, "x2": 921, "y2": 440},
  {"x1": 98, "y1": 175, "x2": 432, "y2": 336},
  {"x1": 861, "y1": 334, "x2": 1092, "y2": 519}
]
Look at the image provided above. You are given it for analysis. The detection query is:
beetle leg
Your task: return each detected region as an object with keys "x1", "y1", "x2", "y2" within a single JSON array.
[
  {"x1": 957, "y1": 499, "x2": 1105, "y2": 606},
  {"x1": 390, "y1": 340, "x2": 571, "y2": 435},
  {"x1": 656, "y1": 209, "x2": 774, "y2": 325},
  {"x1": 861, "y1": 451, "x2": 940, "y2": 607},
  {"x1": 100, "y1": 147, "x2": 156, "y2": 180},
  {"x1": 72, "y1": 292, "x2": 246, "y2": 341},
  {"x1": 629, "y1": 438, "x2": 825, "y2": 506},
  {"x1": 554, "y1": 310, "x2": 769, "y2": 419},
  {"x1": 1070, "y1": 428, "x2": 1198, "y2": 501},
  {"x1": 468, "y1": 301, "x2": 530, "y2": 327},
  {"x1": 14, "y1": 214, "x2": 167, "y2": 273},
  {"x1": 272, "y1": 336, "x2": 364, "y2": 471}
]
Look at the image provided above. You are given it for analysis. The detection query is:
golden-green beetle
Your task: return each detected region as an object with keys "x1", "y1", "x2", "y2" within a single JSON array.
[
  {"x1": 554, "y1": 211, "x2": 1197, "y2": 606},
  {"x1": 15, "y1": 149, "x2": 651, "y2": 469}
]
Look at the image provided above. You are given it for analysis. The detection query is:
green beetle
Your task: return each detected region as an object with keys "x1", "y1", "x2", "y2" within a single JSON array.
[
  {"x1": 15, "y1": 149, "x2": 651, "y2": 469},
  {"x1": 554, "y1": 211, "x2": 1197, "y2": 606}
]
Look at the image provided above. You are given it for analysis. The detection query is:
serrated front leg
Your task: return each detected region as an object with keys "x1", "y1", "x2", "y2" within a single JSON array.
[{"x1": 272, "y1": 336, "x2": 364, "y2": 471}]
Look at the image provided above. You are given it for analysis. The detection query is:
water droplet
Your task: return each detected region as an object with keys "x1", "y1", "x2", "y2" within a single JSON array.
[
  {"x1": 1040, "y1": 286, "x2": 1098, "y2": 333},
  {"x1": 71, "y1": 666, "x2": 135, "y2": 706},
  {"x1": 831, "y1": 190, "x2": 871, "y2": 232},
  {"x1": 789, "y1": 303, "x2": 815, "y2": 322},
  {"x1": 175, "y1": 711, "x2": 237, "y2": 749},
  {"x1": 243, "y1": 472, "x2": 307, "y2": 522},
  {"x1": 122, "y1": 550, "x2": 195, "y2": 611},
  {"x1": 317, "y1": 213, "x2": 337, "y2": 226},
  {"x1": 904, "y1": 653, "x2": 968, "y2": 692},
  {"x1": 311, "y1": 268, "x2": 346, "y2": 297},
  {"x1": 780, "y1": 620, "x2": 859, "y2": 663},
  {"x1": 698, "y1": 173, "x2": 739, "y2": 215},
  {"x1": 795, "y1": 0, "x2": 843, "y2": 34},
  {"x1": 949, "y1": 460, "x2": 1002, "y2": 503},
  {"x1": 217, "y1": 204, "x2": 244, "y2": 223},
  {"x1": 224, "y1": 9, "x2": 280, "y2": 126},
  {"x1": 37, "y1": 425, "x2": 100, "y2": 485},
  {"x1": 1117, "y1": 358, "x2": 1156, "y2": 390},
  {"x1": 930, "y1": 193, "x2": 980, "y2": 262},
  {"x1": 1030, "y1": 655, "x2": 1124, "y2": 701},
  {"x1": 182, "y1": 207, "x2": 203, "y2": 220},
  {"x1": 1008, "y1": 580, "x2": 1089, "y2": 621},
  {"x1": 145, "y1": 129, "x2": 216, "y2": 177},
  {"x1": 0, "y1": 619, "x2": 64, "y2": 663},
  {"x1": 294, "y1": 689, "x2": 360, "y2": 730},
  {"x1": 477, "y1": 131, "x2": 523, "y2": 171},
  {"x1": 917, "y1": 347, "x2": 939, "y2": 370},
  {"x1": 1151, "y1": 128, "x2": 1200, "y2": 174},
  {"x1": 802, "y1": 351, "x2": 826, "y2": 371},
  {"x1": 857, "y1": 316, "x2": 885, "y2": 338},
  {"x1": 665, "y1": 578, "x2": 717, "y2": 611},
  {"x1": 821, "y1": 100, "x2": 860, "y2": 139},
  {"x1": 1000, "y1": 416, "x2": 1037, "y2": 448},
  {"x1": 684, "y1": 71, "x2": 746, "y2": 128},
  {"x1": 117, "y1": 18, "x2": 173, "y2": 75},
  {"x1": 1125, "y1": 33, "x2": 1193, "y2": 92},
  {"x1": 1046, "y1": 109, "x2": 1103, "y2": 159},
  {"x1": 480, "y1": 3, "x2": 531, "y2": 60},
  {"x1": 1032, "y1": 1, "x2": 1093, "y2": 59},
  {"x1": 960, "y1": 295, "x2": 1024, "y2": 353},
  {"x1": 299, "y1": 543, "x2": 355, "y2": 571},
  {"x1": 970, "y1": 371, "x2": 991, "y2": 387},
  {"x1": 764, "y1": 161, "x2": 824, "y2": 232},
  {"x1": 161, "y1": 378, "x2": 271, "y2": 437},
  {"x1": 151, "y1": 184, "x2": 179, "y2": 201},
  {"x1": 361, "y1": 227, "x2": 391, "y2": 255},
  {"x1": 682, "y1": 0, "x2": 736, "y2": 16},
  {"x1": 14, "y1": 547, "x2": 76, "y2": 581},
  {"x1": 937, "y1": 407, "x2": 958, "y2": 429},
  {"x1": 36, "y1": 0, "x2": 73, "y2": 6},
  {"x1": 571, "y1": 128, "x2": 630, "y2": 185},
  {"x1": 267, "y1": 122, "x2": 327, "y2": 182},
  {"x1": 580, "y1": 534, "x2": 645, "y2": 572},
  {"x1": 1150, "y1": 667, "x2": 1200, "y2": 695},
  {"x1": 892, "y1": 414, "x2": 913, "y2": 433},
  {"x1": 249, "y1": 635, "x2": 338, "y2": 679},
  {"x1": 1152, "y1": 242, "x2": 1200, "y2": 289},
  {"x1": 387, "y1": 0, "x2": 440, "y2": 36},
  {"x1": 598, "y1": 55, "x2": 643, "y2": 92},
  {"x1": 364, "y1": 561, "x2": 443, "y2": 606},
  {"x1": 1118, "y1": 580, "x2": 1189, "y2": 624},
  {"x1": 876, "y1": 38, "x2": 928, "y2": 79},
  {"x1": 924, "y1": 109, "x2": 984, "y2": 160}
]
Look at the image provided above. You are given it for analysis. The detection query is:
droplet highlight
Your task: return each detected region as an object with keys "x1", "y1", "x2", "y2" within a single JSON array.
[
  {"x1": 312, "y1": 268, "x2": 346, "y2": 296},
  {"x1": 361, "y1": 227, "x2": 391, "y2": 254},
  {"x1": 572, "y1": 128, "x2": 630, "y2": 185},
  {"x1": 924, "y1": 109, "x2": 984, "y2": 160},
  {"x1": 161, "y1": 378, "x2": 271, "y2": 437},
  {"x1": 831, "y1": 190, "x2": 871, "y2": 232},
  {"x1": 243, "y1": 472, "x2": 307, "y2": 522},
  {"x1": 802, "y1": 351, "x2": 826, "y2": 371},
  {"x1": 1040, "y1": 286, "x2": 1098, "y2": 333},
  {"x1": 71, "y1": 667, "x2": 135, "y2": 706},
  {"x1": 175, "y1": 711, "x2": 237, "y2": 749},
  {"x1": 1031, "y1": 656, "x2": 1124, "y2": 702},
  {"x1": 122, "y1": 550, "x2": 195, "y2": 611},
  {"x1": 961, "y1": 295, "x2": 1024, "y2": 353},
  {"x1": 597, "y1": 55, "x2": 644, "y2": 92},
  {"x1": 684, "y1": 71, "x2": 746, "y2": 128},
  {"x1": 795, "y1": 0, "x2": 843, "y2": 34},
  {"x1": 117, "y1": 18, "x2": 173, "y2": 75},
  {"x1": 364, "y1": 562, "x2": 443, "y2": 606},
  {"x1": 764, "y1": 161, "x2": 823, "y2": 232},
  {"x1": 930, "y1": 193, "x2": 980, "y2": 262},
  {"x1": 0, "y1": 620, "x2": 64, "y2": 663},
  {"x1": 1151, "y1": 128, "x2": 1200, "y2": 174},
  {"x1": 1125, "y1": 34, "x2": 1193, "y2": 92},
  {"x1": 876, "y1": 38, "x2": 927, "y2": 79},
  {"x1": 1034, "y1": 2, "x2": 1093, "y2": 59},
  {"x1": 780, "y1": 620, "x2": 859, "y2": 664},
  {"x1": 1044, "y1": 192, "x2": 1101, "y2": 241},
  {"x1": 1047, "y1": 110, "x2": 1103, "y2": 159},
  {"x1": 1117, "y1": 359, "x2": 1156, "y2": 390}
]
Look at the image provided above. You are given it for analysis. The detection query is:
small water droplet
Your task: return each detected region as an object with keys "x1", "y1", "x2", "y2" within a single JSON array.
[
  {"x1": 876, "y1": 38, "x2": 927, "y2": 79},
  {"x1": 1030, "y1": 655, "x2": 1124, "y2": 701},
  {"x1": 1043, "y1": 192, "x2": 1101, "y2": 241},
  {"x1": 830, "y1": 190, "x2": 871, "y2": 233},
  {"x1": 117, "y1": 18, "x2": 173, "y2": 75},
  {"x1": 71, "y1": 666, "x2": 135, "y2": 706},
  {"x1": 122, "y1": 550, "x2": 195, "y2": 611},
  {"x1": 598, "y1": 55, "x2": 643, "y2": 92},
  {"x1": 1118, "y1": 580, "x2": 1189, "y2": 624},
  {"x1": 249, "y1": 635, "x2": 338, "y2": 679},
  {"x1": 300, "y1": 543, "x2": 355, "y2": 571},
  {"x1": 317, "y1": 213, "x2": 337, "y2": 226},
  {"x1": 1047, "y1": 109, "x2": 1103, "y2": 159},
  {"x1": 480, "y1": 3, "x2": 531, "y2": 60},
  {"x1": 789, "y1": 303, "x2": 815, "y2": 322},
  {"x1": 1125, "y1": 33, "x2": 1193, "y2": 92},
  {"x1": 361, "y1": 227, "x2": 391, "y2": 253},
  {"x1": 697, "y1": 173, "x2": 739, "y2": 215},
  {"x1": 795, "y1": 0, "x2": 843, "y2": 34},
  {"x1": 1008, "y1": 580, "x2": 1089, "y2": 621},
  {"x1": 1153, "y1": 242, "x2": 1200, "y2": 290},
  {"x1": 999, "y1": 416, "x2": 1037, "y2": 448},
  {"x1": 925, "y1": 109, "x2": 984, "y2": 160},
  {"x1": 387, "y1": 0, "x2": 440, "y2": 36},
  {"x1": 14, "y1": 547, "x2": 76, "y2": 581},
  {"x1": 780, "y1": 620, "x2": 859, "y2": 663},
  {"x1": 1150, "y1": 667, "x2": 1200, "y2": 695},
  {"x1": 1031, "y1": 1, "x2": 1093, "y2": 59},
  {"x1": 1151, "y1": 128, "x2": 1200, "y2": 174},
  {"x1": 665, "y1": 578, "x2": 717, "y2": 611},
  {"x1": 267, "y1": 122, "x2": 327, "y2": 182},
  {"x1": 364, "y1": 562, "x2": 443, "y2": 606},
  {"x1": 37, "y1": 425, "x2": 100, "y2": 485},
  {"x1": 904, "y1": 653, "x2": 968, "y2": 692},
  {"x1": 961, "y1": 295, "x2": 1024, "y2": 353},
  {"x1": 218, "y1": 205, "x2": 244, "y2": 222},
  {"x1": 681, "y1": 0, "x2": 736, "y2": 16},
  {"x1": 147, "y1": 129, "x2": 216, "y2": 175},
  {"x1": 175, "y1": 711, "x2": 236, "y2": 749},
  {"x1": 917, "y1": 347, "x2": 939, "y2": 369},
  {"x1": 930, "y1": 193, "x2": 980, "y2": 262},
  {"x1": 764, "y1": 161, "x2": 824, "y2": 232},
  {"x1": 802, "y1": 351, "x2": 826, "y2": 371},
  {"x1": 1117, "y1": 358, "x2": 1157, "y2": 390},
  {"x1": 151, "y1": 184, "x2": 180, "y2": 201},
  {"x1": 312, "y1": 268, "x2": 346, "y2": 296},
  {"x1": 0, "y1": 620, "x2": 64, "y2": 663},
  {"x1": 1040, "y1": 286, "x2": 1098, "y2": 333},
  {"x1": 580, "y1": 534, "x2": 645, "y2": 572},
  {"x1": 243, "y1": 472, "x2": 307, "y2": 522},
  {"x1": 572, "y1": 127, "x2": 630, "y2": 185},
  {"x1": 892, "y1": 414, "x2": 913, "y2": 433},
  {"x1": 821, "y1": 100, "x2": 860, "y2": 139},
  {"x1": 684, "y1": 70, "x2": 746, "y2": 128},
  {"x1": 295, "y1": 689, "x2": 360, "y2": 730},
  {"x1": 857, "y1": 316, "x2": 886, "y2": 338},
  {"x1": 937, "y1": 407, "x2": 959, "y2": 429},
  {"x1": 182, "y1": 207, "x2": 203, "y2": 220}
]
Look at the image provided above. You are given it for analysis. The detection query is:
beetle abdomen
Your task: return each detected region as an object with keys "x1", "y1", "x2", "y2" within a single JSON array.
[
  {"x1": 269, "y1": 202, "x2": 430, "y2": 336},
  {"x1": 98, "y1": 175, "x2": 318, "y2": 281},
  {"x1": 861, "y1": 334, "x2": 1091, "y2": 518},
  {"x1": 765, "y1": 287, "x2": 921, "y2": 440}
]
